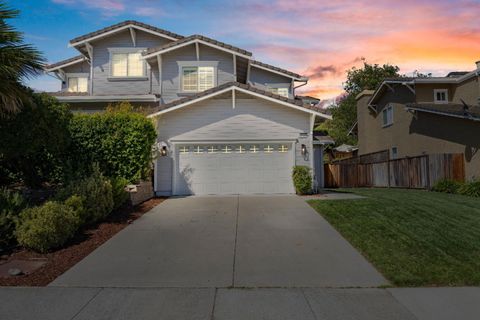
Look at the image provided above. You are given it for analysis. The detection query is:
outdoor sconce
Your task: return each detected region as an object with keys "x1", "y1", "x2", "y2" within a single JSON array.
[
  {"x1": 157, "y1": 141, "x2": 168, "y2": 157},
  {"x1": 160, "y1": 146, "x2": 168, "y2": 157},
  {"x1": 301, "y1": 144, "x2": 307, "y2": 156}
]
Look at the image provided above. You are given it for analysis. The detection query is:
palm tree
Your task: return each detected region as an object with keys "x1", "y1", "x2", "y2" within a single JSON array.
[{"x1": 0, "y1": 1, "x2": 45, "y2": 116}]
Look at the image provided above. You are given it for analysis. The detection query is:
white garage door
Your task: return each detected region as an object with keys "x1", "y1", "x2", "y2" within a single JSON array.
[{"x1": 175, "y1": 143, "x2": 295, "y2": 195}]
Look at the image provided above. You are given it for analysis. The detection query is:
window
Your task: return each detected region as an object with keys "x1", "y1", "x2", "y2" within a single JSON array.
[
  {"x1": 434, "y1": 89, "x2": 448, "y2": 104},
  {"x1": 269, "y1": 87, "x2": 289, "y2": 97},
  {"x1": 207, "y1": 146, "x2": 218, "y2": 153},
  {"x1": 382, "y1": 105, "x2": 393, "y2": 127},
  {"x1": 111, "y1": 52, "x2": 144, "y2": 77},
  {"x1": 182, "y1": 66, "x2": 214, "y2": 92},
  {"x1": 264, "y1": 145, "x2": 274, "y2": 153},
  {"x1": 391, "y1": 147, "x2": 398, "y2": 159},
  {"x1": 236, "y1": 145, "x2": 246, "y2": 153},
  {"x1": 179, "y1": 146, "x2": 189, "y2": 154},
  {"x1": 222, "y1": 146, "x2": 232, "y2": 154},
  {"x1": 249, "y1": 145, "x2": 259, "y2": 153},
  {"x1": 67, "y1": 77, "x2": 88, "y2": 92},
  {"x1": 279, "y1": 145, "x2": 289, "y2": 153},
  {"x1": 193, "y1": 146, "x2": 203, "y2": 154}
]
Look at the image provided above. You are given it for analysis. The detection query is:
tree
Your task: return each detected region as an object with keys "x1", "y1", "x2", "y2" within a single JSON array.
[
  {"x1": 327, "y1": 60, "x2": 402, "y2": 145},
  {"x1": 0, "y1": 1, "x2": 45, "y2": 116}
]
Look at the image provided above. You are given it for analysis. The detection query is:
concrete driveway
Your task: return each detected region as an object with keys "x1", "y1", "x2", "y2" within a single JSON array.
[{"x1": 51, "y1": 195, "x2": 386, "y2": 288}]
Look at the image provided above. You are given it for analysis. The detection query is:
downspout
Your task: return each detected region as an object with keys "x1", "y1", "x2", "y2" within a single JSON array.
[{"x1": 293, "y1": 79, "x2": 308, "y2": 97}]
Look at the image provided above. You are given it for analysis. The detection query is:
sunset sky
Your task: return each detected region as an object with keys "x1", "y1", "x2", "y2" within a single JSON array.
[{"x1": 12, "y1": 0, "x2": 480, "y2": 101}]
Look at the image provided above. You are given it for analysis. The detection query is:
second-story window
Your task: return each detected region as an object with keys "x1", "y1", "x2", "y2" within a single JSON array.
[
  {"x1": 269, "y1": 87, "x2": 289, "y2": 98},
  {"x1": 182, "y1": 66, "x2": 214, "y2": 92},
  {"x1": 68, "y1": 77, "x2": 88, "y2": 92},
  {"x1": 382, "y1": 105, "x2": 393, "y2": 127},
  {"x1": 111, "y1": 52, "x2": 144, "y2": 77},
  {"x1": 434, "y1": 89, "x2": 448, "y2": 104}
]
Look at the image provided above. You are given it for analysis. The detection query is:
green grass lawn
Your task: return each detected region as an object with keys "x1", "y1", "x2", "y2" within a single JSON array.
[{"x1": 308, "y1": 188, "x2": 480, "y2": 287}]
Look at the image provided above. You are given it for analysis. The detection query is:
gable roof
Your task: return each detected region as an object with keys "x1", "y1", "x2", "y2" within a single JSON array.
[
  {"x1": 143, "y1": 34, "x2": 252, "y2": 59},
  {"x1": 45, "y1": 55, "x2": 87, "y2": 72},
  {"x1": 69, "y1": 20, "x2": 183, "y2": 46},
  {"x1": 251, "y1": 60, "x2": 306, "y2": 80},
  {"x1": 147, "y1": 82, "x2": 331, "y2": 119},
  {"x1": 405, "y1": 103, "x2": 480, "y2": 122}
]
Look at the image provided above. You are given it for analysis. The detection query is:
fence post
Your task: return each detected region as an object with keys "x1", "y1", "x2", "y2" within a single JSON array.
[
  {"x1": 426, "y1": 154, "x2": 430, "y2": 189},
  {"x1": 387, "y1": 159, "x2": 391, "y2": 188}
]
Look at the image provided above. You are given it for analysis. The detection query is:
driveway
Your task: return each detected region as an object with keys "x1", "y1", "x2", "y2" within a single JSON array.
[{"x1": 51, "y1": 195, "x2": 386, "y2": 288}]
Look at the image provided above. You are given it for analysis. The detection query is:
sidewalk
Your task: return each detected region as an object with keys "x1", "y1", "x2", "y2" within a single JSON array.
[{"x1": 1, "y1": 286, "x2": 479, "y2": 320}]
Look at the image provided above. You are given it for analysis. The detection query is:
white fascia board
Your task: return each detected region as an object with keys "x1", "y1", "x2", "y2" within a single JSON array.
[
  {"x1": 69, "y1": 24, "x2": 179, "y2": 48},
  {"x1": 143, "y1": 39, "x2": 252, "y2": 60},
  {"x1": 44, "y1": 57, "x2": 87, "y2": 72},
  {"x1": 148, "y1": 86, "x2": 332, "y2": 119},
  {"x1": 250, "y1": 63, "x2": 305, "y2": 81},
  {"x1": 55, "y1": 95, "x2": 159, "y2": 103}
]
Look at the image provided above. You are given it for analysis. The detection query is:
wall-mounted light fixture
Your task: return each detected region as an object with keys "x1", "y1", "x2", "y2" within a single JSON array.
[
  {"x1": 161, "y1": 146, "x2": 168, "y2": 156},
  {"x1": 301, "y1": 144, "x2": 307, "y2": 156},
  {"x1": 157, "y1": 141, "x2": 169, "y2": 157}
]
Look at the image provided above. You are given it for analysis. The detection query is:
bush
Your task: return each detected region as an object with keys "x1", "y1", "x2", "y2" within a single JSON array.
[
  {"x1": 458, "y1": 180, "x2": 480, "y2": 197},
  {"x1": 69, "y1": 105, "x2": 157, "y2": 182},
  {"x1": 0, "y1": 93, "x2": 72, "y2": 187},
  {"x1": 0, "y1": 188, "x2": 26, "y2": 250},
  {"x1": 57, "y1": 164, "x2": 114, "y2": 225},
  {"x1": 16, "y1": 199, "x2": 80, "y2": 253},
  {"x1": 110, "y1": 176, "x2": 129, "y2": 210},
  {"x1": 432, "y1": 179, "x2": 462, "y2": 194},
  {"x1": 292, "y1": 166, "x2": 312, "y2": 195}
]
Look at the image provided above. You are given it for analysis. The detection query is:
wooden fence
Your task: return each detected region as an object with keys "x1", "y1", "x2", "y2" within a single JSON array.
[{"x1": 324, "y1": 153, "x2": 465, "y2": 189}]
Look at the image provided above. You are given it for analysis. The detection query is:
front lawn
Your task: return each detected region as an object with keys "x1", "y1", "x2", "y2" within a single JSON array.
[{"x1": 308, "y1": 188, "x2": 480, "y2": 287}]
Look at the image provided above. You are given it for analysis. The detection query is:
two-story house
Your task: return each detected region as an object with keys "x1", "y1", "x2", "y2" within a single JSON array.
[
  {"x1": 45, "y1": 20, "x2": 331, "y2": 196},
  {"x1": 355, "y1": 61, "x2": 480, "y2": 180}
]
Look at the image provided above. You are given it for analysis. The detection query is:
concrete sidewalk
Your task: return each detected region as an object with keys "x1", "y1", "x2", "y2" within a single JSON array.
[{"x1": 1, "y1": 286, "x2": 479, "y2": 320}]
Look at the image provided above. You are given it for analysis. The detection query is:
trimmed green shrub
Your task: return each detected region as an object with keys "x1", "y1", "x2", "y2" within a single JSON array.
[
  {"x1": 110, "y1": 176, "x2": 129, "y2": 210},
  {"x1": 57, "y1": 164, "x2": 114, "y2": 225},
  {"x1": 0, "y1": 188, "x2": 26, "y2": 249},
  {"x1": 432, "y1": 179, "x2": 462, "y2": 194},
  {"x1": 69, "y1": 107, "x2": 156, "y2": 183},
  {"x1": 458, "y1": 180, "x2": 480, "y2": 197},
  {"x1": 16, "y1": 199, "x2": 80, "y2": 253},
  {"x1": 0, "y1": 93, "x2": 73, "y2": 187},
  {"x1": 292, "y1": 166, "x2": 312, "y2": 195}
]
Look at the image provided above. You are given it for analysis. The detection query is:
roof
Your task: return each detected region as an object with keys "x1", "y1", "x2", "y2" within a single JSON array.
[
  {"x1": 446, "y1": 71, "x2": 470, "y2": 78},
  {"x1": 251, "y1": 60, "x2": 305, "y2": 80},
  {"x1": 48, "y1": 93, "x2": 159, "y2": 103},
  {"x1": 312, "y1": 132, "x2": 335, "y2": 145},
  {"x1": 144, "y1": 34, "x2": 252, "y2": 58},
  {"x1": 45, "y1": 55, "x2": 86, "y2": 71},
  {"x1": 405, "y1": 103, "x2": 480, "y2": 121},
  {"x1": 69, "y1": 20, "x2": 183, "y2": 45},
  {"x1": 147, "y1": 82, "x2": 331, "y2": 118},
  {"x1": 334, "y1": 144, "x2": 358, "y2": 152}
]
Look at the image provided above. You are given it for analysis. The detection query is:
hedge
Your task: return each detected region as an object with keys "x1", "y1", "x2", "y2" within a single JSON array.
[
  {"x1": 292, "y1": 166, "x2": 312, "y2": 195},
  {"x1": 69, "y1": 109, "x2": 156, "y2": 183}
]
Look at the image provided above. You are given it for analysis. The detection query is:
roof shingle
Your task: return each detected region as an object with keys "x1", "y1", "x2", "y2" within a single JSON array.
[
  {"x1": 69, "y1": 20, "x2": 183, "y2": 44},
  {"x1": 251, "y1": 60, "x2": 304, "y2": 79},
  {"x1": 45, "y1": 55, "x2": 86, "y2": 70},
  {"x1": 144, "y1": 34, "x2": 252, "y2": 57}
]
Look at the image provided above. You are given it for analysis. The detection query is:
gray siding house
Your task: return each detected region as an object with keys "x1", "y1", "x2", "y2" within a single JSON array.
[{"x1": 45, "y1": 20, "x2": 331, "y2": 196}]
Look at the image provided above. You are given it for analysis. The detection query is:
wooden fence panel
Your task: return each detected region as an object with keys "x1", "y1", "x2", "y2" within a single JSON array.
[{"x1": 324, "y1": 153, "x2": 464, "y2": 189}]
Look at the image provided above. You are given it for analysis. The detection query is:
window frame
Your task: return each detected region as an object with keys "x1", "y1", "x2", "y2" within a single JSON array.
[
  {"x1": 382, "y1": 105, "x2": 394, "y2": 127},
  {"x1": 177, "y1": 61, "x2": 218, "y2": 93},
  {"x1": 265, "y1": 84, "x2": 290, "y2": 98},
  {"x1": 108, "y1": 48, "x2": 147, "y2": 80},
  {"x1": 66, "y1": 73, "x2": 89, "y2": 93},
  {"x1": 433, "y1": 89, "x2": 449, "y2": 104},
  {"x1": 391, "y1": 146, "x2": 398, "y2": 159}
]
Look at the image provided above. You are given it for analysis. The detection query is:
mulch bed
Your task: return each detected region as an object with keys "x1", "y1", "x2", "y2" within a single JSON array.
[{"x1": 0, "y1": 197, "x2": 166, "y2": 286}]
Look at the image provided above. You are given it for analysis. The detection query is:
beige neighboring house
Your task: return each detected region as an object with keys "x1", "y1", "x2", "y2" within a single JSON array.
[{"x1": 355, "y1": 61, "x2": 480, "y2": 181}]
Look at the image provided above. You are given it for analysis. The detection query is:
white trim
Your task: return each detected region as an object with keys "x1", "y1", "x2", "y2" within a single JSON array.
[
  {"x1": 232, "y1": 88, "x2": 236, "y2": 109},
  {"x1": 405, "y1": 107, "x2": 480, "y2": 122},
  {"x1": 143, "y1": 39, "x2": 252, "y2": 60},
  {"x1": 382, "y1": 104, "x2": 394, "y2": 127},
  {"x1": 250, "y1": 62, "x2": 306, "y2": 81},
  {"x1": 246, "y1": 60, "x2": 251, "y2": 83},
  {"x1": 45, "y1": 57, "x2": 87, "y2": 72},
  {"x1": 195, "y1": 42, "x2": 200, "y2": 61},
  {"x1": 129, "y1": 27, "x2": 136, "y2": 47},
  {"x1": 157, "y1": 55, "x2": 162, "y2": 95},
  {"x1": 433, "y1": 89, "x2": 449, "y2": 104},
  {"x1": 54, "y1": 95, "x2": 159, "y2": 103},
  {"x1": 233, "y1": 54, "x2": 237, "y2": 81},
  {"x1": 69, "y1": 24, "x2": 179, "y2": 47},
  {"x1": 147, "y1": 86, "x2": 332, "y2": 119}
]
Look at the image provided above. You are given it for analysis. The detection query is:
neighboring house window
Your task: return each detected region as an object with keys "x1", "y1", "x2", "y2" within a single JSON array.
[
  {"x1": 67, "y1": 77, "x2": 88, "y2": 92},
  {"x1": 391, "y1": 147, "x2": 398, "y2": 159},
  {"x1": 182, "y1": 66, "x2": 215, "y2": 92},
  {"x1": 382, "y1": 105, "x2": 394, "y2": 127},
  {"x1": 111, "y1": 52, "x2": 144, "y2": 77},
  {"x1": 434, "y1": 89, "x2": 448, "y2": 104},
  {"x1": 269, "y1": 87, "x2": 289, "y2": 97}
]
